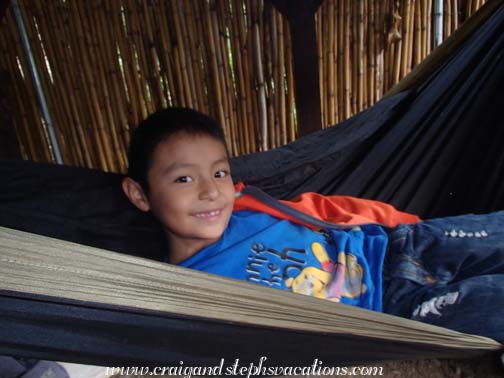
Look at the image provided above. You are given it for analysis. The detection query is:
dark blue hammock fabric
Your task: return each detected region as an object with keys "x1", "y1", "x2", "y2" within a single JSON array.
[
  {"x1": 1, "y1": 5, "x2": 503, "y2": 260},
  {"x1": 232, "y1": 4, "x2": 504, "y2": 218}
]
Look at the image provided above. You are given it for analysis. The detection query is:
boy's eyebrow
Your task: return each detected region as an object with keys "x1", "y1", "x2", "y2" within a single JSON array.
[
  {"x1": 164, "y1": 157, "x2": 229, "y2": 173},
  {"x1": 212, "y1": 157, "x2": 230, "y2": 166}
]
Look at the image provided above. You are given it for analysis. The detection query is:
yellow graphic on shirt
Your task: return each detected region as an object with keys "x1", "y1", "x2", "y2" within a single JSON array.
[{"x1": 285, "y1": 242, "x2": 366, "y2": 302}]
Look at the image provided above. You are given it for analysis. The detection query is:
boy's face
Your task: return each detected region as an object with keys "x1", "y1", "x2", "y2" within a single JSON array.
[{"x1": 142, "y1": 132, "x2": 235, "y2": 261}]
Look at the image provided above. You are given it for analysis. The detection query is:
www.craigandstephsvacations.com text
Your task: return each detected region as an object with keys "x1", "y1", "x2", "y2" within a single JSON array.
[{"x1": 106, "y1": 357, "x2": 384, "y2": 377}]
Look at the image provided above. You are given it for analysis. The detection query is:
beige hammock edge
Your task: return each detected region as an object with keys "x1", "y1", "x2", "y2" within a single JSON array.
[{"x1": 0, "y1": 225, "x2": 501, "y2": 361}]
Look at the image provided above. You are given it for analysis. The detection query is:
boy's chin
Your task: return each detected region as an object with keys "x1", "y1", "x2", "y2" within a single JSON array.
[
  {"x1": 191, "y1": 212, "x2": 231, "y2": 243},
  {"x1": 194, "y1": 225, "x2": 226, "y2": 243}
]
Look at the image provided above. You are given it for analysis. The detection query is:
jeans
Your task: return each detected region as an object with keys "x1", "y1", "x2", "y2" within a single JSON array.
[{"x1": 383, "y1": 211, "x2": 504, "y2": 342}]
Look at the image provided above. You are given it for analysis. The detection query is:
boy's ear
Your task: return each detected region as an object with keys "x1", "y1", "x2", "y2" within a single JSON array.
[{"x1": 122, "y1": 177, "x2": 150, "y2": 212}]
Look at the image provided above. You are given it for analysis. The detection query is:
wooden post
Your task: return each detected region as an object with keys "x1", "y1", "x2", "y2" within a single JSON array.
[
  {"x1": 0, "y1": 72, "x2": 22, "y2": 159},
  {"x1": 0, "y1": 0, "x2": 8, "y2": 21},
  {"x1": 270, "y1": 0, "x2": 323, "y2": 137},
  {"x1": 0, "y1": 5, "x2": 17, "y2": 158}
]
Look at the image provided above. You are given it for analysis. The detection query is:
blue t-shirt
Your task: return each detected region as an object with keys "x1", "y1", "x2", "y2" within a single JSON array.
[{"x1": 179, "y1": 210, "x2": 388, "y2": 311}]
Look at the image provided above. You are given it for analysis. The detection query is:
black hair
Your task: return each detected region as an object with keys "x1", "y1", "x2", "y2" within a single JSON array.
[{"x1": 126, "y1": 107, "x2": 228, "y2": 193}]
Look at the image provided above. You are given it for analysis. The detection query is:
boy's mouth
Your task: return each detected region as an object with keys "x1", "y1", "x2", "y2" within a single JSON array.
[{"x1": 193, "y1": 209, "x2": 222, "y2": 220}]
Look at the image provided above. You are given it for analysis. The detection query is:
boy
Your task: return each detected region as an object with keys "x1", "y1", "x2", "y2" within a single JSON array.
[{"x1": 122, "y1": 107, "x2": 504, "y2": 343}]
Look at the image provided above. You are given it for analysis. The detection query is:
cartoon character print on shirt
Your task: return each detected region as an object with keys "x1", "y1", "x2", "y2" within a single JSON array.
[{"x1": 285, "y1": 242, "x2": 367, "y2": 302}]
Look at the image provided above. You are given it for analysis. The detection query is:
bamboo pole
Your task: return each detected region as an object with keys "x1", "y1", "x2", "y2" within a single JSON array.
[
  {"x1": 3, "y1": 58, "x2": 35, "y2": 160},
  {"x1": 17, "y1": 0, "x2": 62, "y2": 163},
  {"x1": 169, "y1": 2, "x2": 187, "y2": 105},
  {"x1": 219, "y1": 0, "x2": 239, "y2": 155},
  {"x1": 426, "y1": 0, "x2": 432, "y2": 54},
  {"x1": 265, "y1": 2, "x2": 276, "y2": 149},
  {"x1": 73, "y1": 3, "x2": 114, "y2": 171},
  {"x1": 285, "y1": 17, "x2": 296, "y2": 141},
  {"x1": 213, "y1": 1, "x2": 237, "y2": 155},
  {"x1": 90, "y1": 1, "x2": 126, "y2": 171},
  {"x1": 249, "y1": 0, "x2": 259, "y2": 151},
  {"x1": 56, "y1": 1, "x2": 97, "y2": 167},
  {"x1": 185, "y1": 1, "x2": 205, "y2": 112},
  {"x1": 328, "y1": 1, "x2": 336, "y2": 125},
  {"x1": 358, "y1": 0, "x2": 365, "y2": 110},
  {"x1": 126, "y1": 0, "x2": 150, "y2": 117},
  {"x1": 343, "y1": 0, "x2": 351, "y2": 118},
  {"x1": 145, "y1": 2, "x2": 166, "y2": 110},
  {"x1": 270, "y1": 4, "x2": 280, "y2": 147},
  {"x1": 334, "y1": 0, "x2": 340, "y2": 123},
  {"x1": 112, "y1": 1, "x2": 139, "y2": 127},
  {"x1": 125, "y1": 1, "x2": 148, "y2": 122},
  {"x1": 420, "y1": 0, "x2": 427, "y2": 60},
  {"x1": 413, "y1": 0, "x2": 421, "y2": 66},
  {"x1": 9, "y1": 5, "x2": 45, "y2": 161},
  {"x1": 102, "y1": 1, "x2": 132, "y2": 165},
  {"x1": 216, "y1": 1, "x2": 232, "y2": 133},
  {"x1": 247, "y1": 0, "x2": 260, "y2": 151},
  {"x1": 444, "y1": 0, "x2": 451, "y2": 38},
  {"x1": 368, "y1": 0, "x2": 375, "y2": 107},
  {"x1": 180, "y1": 1, "x2": 200, "y2": 110},
  {"x1": 87, "y1": 1, "x2": 121, "y2": 170},
  {"x1": 262, "y1": 1, "x2": 272, "y2": 149},
  {"x1": 374, "y1": 0, "x2": 383, "y2": 101},
  {"x1": 331, "y1": 0, "x2": 338, "y2": 124},
  {"x1": 452, "y1": 0, "x2": 458, "y2": 32},
  {"x1": 31, "y1": 0, "x2": 79, "y2": 165},
  {"x1": 392, "y1": 0, "x2": 403, "y2": 85},
  {"x1": 110, "y1": 1, "x2": 141, "y2": 167},
  {"x1": 87, "y1": 3, "x2": 114, "y2": 167},
  {"x1": 317, "y1": 3, "x2": 325, "y2": 127},
  {"x1": 386, "y1": 3, "x2": 393, "y2": 89},
  {"x1": 403, "y1": 0, "x2": 411, "y2": 73},
  {"x1": 237, "y1": 0, "x2": 256, "y2": 152},
  {"x1": 229, "y1": 0, "x2": 247, "y2": 153},
  {"x1": 157, "y1": 0, "x2": 178, "y2": 108},
  {"x1": 228, "y1": 3, "x2": 247, "y2": 156},
  {"x1": 2, "y1": 0, "x2": 491, "y2": 165},
  {"x1": 204, "y1": 0, "x2": 230, "y2": 151},
  {"x1": 408, "y1": 0, "x2": 416, "y2": 69},
  {"x1": 337, "y1": 0, "x2": 345, "y2": 121},
  {"x1": 171, "y1": 1, "x2": 194, "y2": 108},
  {"x1": 83, "y1": 2, "x2": 118, "y2": 170},
  {"x1": 386, "y1": 0, "x2": 500, "y2": 97},
  {"x1": 363, "y1": 0, "x2": 369, "y2": 109},
  {"x1": 351, "y1": 1, "x2": 357, "y2": 114},
  {"x1": 277, "y1": 10, "x2": 287, "y2": 145},
  {"x1": 211, "y1": 1, "x2": 228, "y2": 133},
  {"x1": 0, "y1": 19, "x2": 40, "y2": 161},
  {"x1": 471, "y1": 0, "x2": 479, "y2": 15}
]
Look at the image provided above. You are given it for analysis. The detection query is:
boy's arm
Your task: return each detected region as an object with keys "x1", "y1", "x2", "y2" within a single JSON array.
[{"x1": 233, "y1": 183, "x2": 420, "y2": 228}]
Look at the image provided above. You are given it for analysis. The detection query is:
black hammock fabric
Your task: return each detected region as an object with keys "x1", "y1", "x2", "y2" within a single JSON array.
[
  {"x1": 1, "y1": 2, "x2": 504, "y2": 369},
  {"x1": 232, "y1": 4, "x2": 504, "y2": 218},
  {"x1": 1, "y1": 3, "x2": 504, "y2": 260}
]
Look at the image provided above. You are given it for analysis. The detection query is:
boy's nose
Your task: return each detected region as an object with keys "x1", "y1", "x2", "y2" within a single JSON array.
[{"x1": 198, "y1": 178, "x2": 219, "y2": 200}]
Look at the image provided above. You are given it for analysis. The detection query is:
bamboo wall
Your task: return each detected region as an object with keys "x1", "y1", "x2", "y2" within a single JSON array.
[
  {"x1": 317, "y1": 0, "x2": 488, "y2": 127},
  {"x1": 0, "y1": 0, "x2": 487, "y2": 173}
]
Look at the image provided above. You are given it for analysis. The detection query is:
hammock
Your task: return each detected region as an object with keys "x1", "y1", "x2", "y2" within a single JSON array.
[
  {"x1": 232, "y1": 1, "x2": 504, "y2": 218},
  {"x1": 1, "y1": 0, "x2": 503, "y2": 368},
  {"x1": 2, "y1": 226, "x2": 500, "y2": 369}
]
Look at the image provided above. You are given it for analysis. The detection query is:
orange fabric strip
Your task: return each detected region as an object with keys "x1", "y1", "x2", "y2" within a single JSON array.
[{"x1": 233, "y1": 183, "x2": 420, "y2": 229}]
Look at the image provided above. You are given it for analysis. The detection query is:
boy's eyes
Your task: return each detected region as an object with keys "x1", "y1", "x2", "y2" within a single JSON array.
[
  {"x1": 175, "y1": 176, "x2": 193, "y2": 183},
  {"x1": 215, "y1": 170, "x2": 229, "y2": 178},
  {"x1": 174, "y1": 170, "x2": 228, "y2": 183}
]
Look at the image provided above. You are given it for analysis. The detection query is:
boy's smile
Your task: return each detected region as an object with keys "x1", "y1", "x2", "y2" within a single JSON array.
[
  {"x1": 193, "y1": 209, "x2": 223, "y2": 220},
  {"x1": 139, "y1": 132, "x2": 235, "y2": 264}
]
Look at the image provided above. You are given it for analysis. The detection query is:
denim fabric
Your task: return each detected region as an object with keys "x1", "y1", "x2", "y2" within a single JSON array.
[{"x1": 383, "y1": 211, "x2": 504, "y2": 342}]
